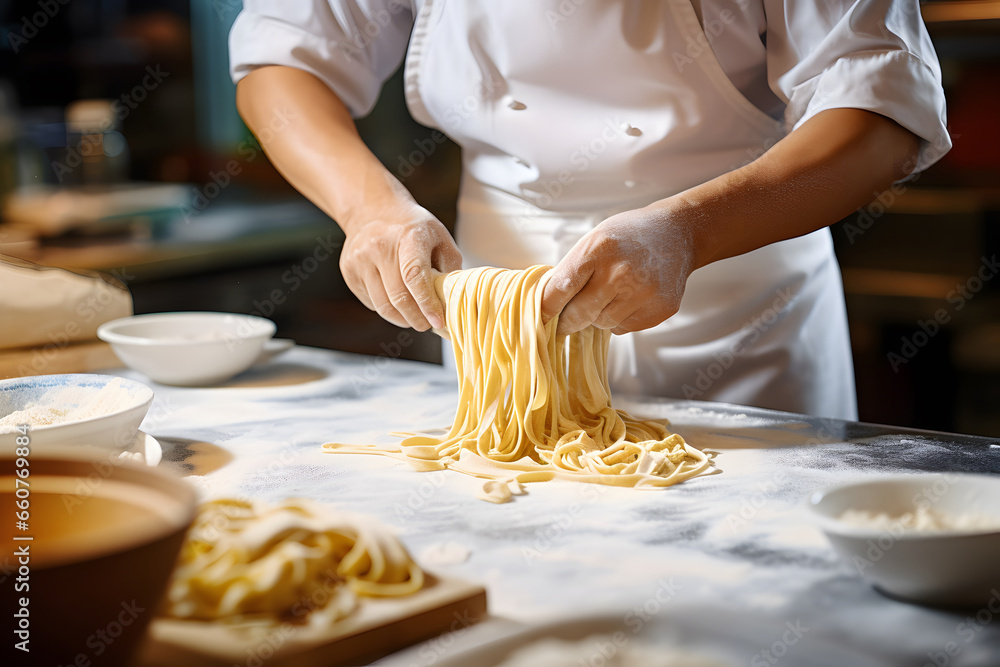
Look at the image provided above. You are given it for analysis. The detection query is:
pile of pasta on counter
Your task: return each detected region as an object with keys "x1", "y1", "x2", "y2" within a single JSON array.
[
  {"x1": 161, "y1": 498, "x2": 423, "y2": 626},
  {"x1": 325, "y1": 266, "x2": 714, "y2": 501}
]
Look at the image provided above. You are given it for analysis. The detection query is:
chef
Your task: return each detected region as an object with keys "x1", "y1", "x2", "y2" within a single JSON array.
[{"x1": 229, "y1": 0, "x2": 949, "y2": 420}]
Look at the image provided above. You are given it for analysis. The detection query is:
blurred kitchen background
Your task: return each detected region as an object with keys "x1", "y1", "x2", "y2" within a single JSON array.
[{"x1": 0, "y1": 1, "x2": 997, "y2": 436}]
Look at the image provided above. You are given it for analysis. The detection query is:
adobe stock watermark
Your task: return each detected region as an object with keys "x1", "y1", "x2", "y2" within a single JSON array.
[
  {"x1": 722, "y1": 418, "x2": 840, "y2": 532},
  {"x1": 406, "y1": 609, "x2": 480, "y2": 667},
  {"x1": 186, "y1": 449, "x2": 302, "y2": 549},
  {"x1": 851, "y1": 473, "x2": 962, "y2": 575},
  {"x1": 212, "y1": 0, "x2": 241, "y2": 22},
  {"x1": 521, "y1": 483, "x2": 609, "y2": 564},
  {"x1": 394, "y1": 75, "x2": 500, "y2": 179},
  {"x1": 750, "y1": 619, "x2": 810, "y2": 666},
  {"x1": 240, "y1": 232, "x2": 343, "y2": 326},
  {"x1": 349, "y1": 331, "x2": 417, "y2": 395},
  {"x1": 239, "y1": 445, "x2": 301, "y2": 497},
  {"x1": 841, "y1": 131, "x2": 955, "y2": 245},
  {"x1": 236, "y1": 569, "x2": 359, "y2": 667},
  {"x1": 922, "y1": 588, "x2": 1000, "y2": 667},
  {"x1": 13, "y1": 267, "x2": 135, "y2": 377},
  {"x1": 395, "y1": 130, "x2": 450, "y2": 182},
  {"x1": 76, "y1": 600, "x2": 146, "y2": 663},
  {"x1": 181, "y1": 108, "x2": 296, "y2": 222},
  {"x1": 0, "y1": 554, "x2": 15, "y2": 586},
  {"x1": 194, "y1": 455, "x2": 302, "y2": 546},
  {"x1": 5, "y1": 0, "x2": 70, "y2": 53},
  {"x1": 51, "y1": 66, "x2": 170, "y2": 182},
  {"x1": 134, "y1": 393, "x2": 180, "y2": 436},
  {"x1": 875, "y1": 8, "x2": 923, "y2": 43},
  {"x1": 571, "y1": 578, "x2": 681, "y2": 667},
  {"x1": 624, "y1": 578, "x2": 681, "y2": 634},
  {"x1": 337, "y1": 0, "x2": 409, "y2": 64},
  {"x1": 671, "y1": 4, "x2": 741, "y2": 73},
  {"x1": 534, "y1": 116, "x2": 644, "y2": 208},
  {"x1": 544, "y1": 0, "x2": 589, "y2": 29},
  {"x1": 393, "y1": 468, "x2": 447, "y2": 521},
  {"x1": 723, "y1": 470, "x2": 790, "y2": 532},
  {"x1": 887, "y1": 255, "x2": 999, "y2": 373},
  {"x1": 440, "y1": 74, "x2": 502, "y2": 132},
  {"x1": 681, "y1": 285, "x2": 795, "y2": 399},
  {"x1": 61, "y1": 438, "x2": 149, "y2": 515}
]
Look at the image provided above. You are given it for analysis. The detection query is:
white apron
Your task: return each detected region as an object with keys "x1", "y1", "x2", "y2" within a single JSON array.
[{"x1": 403, "y1": 0, "x2": 857, "y2": 420}]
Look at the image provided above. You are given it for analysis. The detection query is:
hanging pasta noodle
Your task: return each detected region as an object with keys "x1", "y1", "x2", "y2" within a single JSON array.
[
  {"x1": 325, "y1": 265, "x2": 713, "y2": 492},
  {"x1": 162, "y1": 498, "x2": 423, "y2": 626}
]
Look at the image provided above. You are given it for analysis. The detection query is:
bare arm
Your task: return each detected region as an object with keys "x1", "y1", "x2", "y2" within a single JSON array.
[
  {"x1": 680, "y1": 108, "x2": 920, "y2": 268},
  {"x1": 236, "y1": 65, "x2": 461, "y2": 331},
  {"x1": 542, "y1": 109, "x2": 921, "y2": 335}
]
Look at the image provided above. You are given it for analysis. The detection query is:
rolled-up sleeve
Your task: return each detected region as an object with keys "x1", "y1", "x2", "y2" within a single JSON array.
[
  {"x1": 229, "y1": 0, "x2": 414, "y2": 117},
  {"x1": 765, "y1": 0, "x2": 950, "y2": 172}
]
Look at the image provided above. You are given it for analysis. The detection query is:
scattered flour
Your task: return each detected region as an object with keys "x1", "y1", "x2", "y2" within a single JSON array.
[{"x1": 419, "y1": 542, "x2": 471, "y2": 566}]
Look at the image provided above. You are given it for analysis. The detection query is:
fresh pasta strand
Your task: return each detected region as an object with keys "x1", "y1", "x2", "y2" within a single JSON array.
[
  {"x1": 325, "y1": 266, "x2": 714, "y2": 492},
  {"x1": 161, "y1": 498, "x2": 423, "y2": 626}
]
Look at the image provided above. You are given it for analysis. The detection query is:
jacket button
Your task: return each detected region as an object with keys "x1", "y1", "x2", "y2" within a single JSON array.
[
  {"x1": 508, "y1": 100, "x2": 527, "y2": 110},
  {"x1": 622, "y1": 123, "x2": 642, "y2": 137}
]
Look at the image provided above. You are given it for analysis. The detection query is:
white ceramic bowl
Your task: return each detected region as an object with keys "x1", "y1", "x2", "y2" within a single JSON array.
[
  {"x1": 98, "y1": 312, "x2": 281, "y2": 386},
  {"x1": 808, "y1": 473, "x2": 1000, "y2": 607},
  {"x1": 0, "y1": 374, "x2": 153, "y2": 455}
]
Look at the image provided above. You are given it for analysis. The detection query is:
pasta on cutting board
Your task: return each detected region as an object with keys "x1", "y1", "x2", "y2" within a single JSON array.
[
  {"x1": 325, "y1": 265, "x2": 713, "y2": 494},
  {"x1": 162, "y1": 498, "x2": 423, "y2": 625}
]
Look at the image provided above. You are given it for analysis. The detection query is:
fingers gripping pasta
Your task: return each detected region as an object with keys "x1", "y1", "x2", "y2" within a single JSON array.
[{"x1": 325, "y1": 266, "x2": 713, "y2": 492}]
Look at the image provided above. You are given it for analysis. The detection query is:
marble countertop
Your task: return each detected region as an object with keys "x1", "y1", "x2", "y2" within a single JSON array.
[{"x1": 119, "y1": 345, "x2": 1000, "y2": 666}]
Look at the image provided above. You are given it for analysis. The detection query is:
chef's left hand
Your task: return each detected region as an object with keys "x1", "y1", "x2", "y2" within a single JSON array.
[{"x1": 541, "y1": 207, "x2": 695, "y2": 336}]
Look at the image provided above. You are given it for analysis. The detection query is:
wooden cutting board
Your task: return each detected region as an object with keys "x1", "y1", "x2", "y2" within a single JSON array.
[
  {"x1": 0, "y1": 340, "x2": 119, "y2": 379},
  {"x1": 136, "y1": 574, "x2": 487, "y2": 667}
]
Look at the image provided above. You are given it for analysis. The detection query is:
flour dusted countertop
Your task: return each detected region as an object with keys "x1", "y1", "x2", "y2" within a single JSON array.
[{"x1": 110, "y1": 346, "x2": 1000, "y2": 666}]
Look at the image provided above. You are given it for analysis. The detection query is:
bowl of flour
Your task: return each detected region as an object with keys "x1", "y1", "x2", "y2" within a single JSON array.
[
  {"x1": 0, "y1": 374, "x2": 153, "y2": 455},
  {"x1": 808, "y1": 473, "x2": 1000, "y2": 607}
]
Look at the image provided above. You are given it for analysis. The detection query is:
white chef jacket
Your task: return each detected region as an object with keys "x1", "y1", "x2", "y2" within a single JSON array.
[{"x1": 229, "y1": 0, "x2": 950, "y2": 420}]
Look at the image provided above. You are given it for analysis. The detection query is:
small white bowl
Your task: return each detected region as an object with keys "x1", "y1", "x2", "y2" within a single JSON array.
[
  {"x1": 98, "y1": 312, "x2": 283, "y2": 386},
  {"x1": 808, "y1": 473, "x2": 1000, "y2": 607},
  {"x1": 0, "y1": 374, "x2": 153, "y2": 455}
]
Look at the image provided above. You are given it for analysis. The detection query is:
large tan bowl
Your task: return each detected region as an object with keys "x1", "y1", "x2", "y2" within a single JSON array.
[{"x1": 1, "y1": 452, "x2": 197, "y2": 666}]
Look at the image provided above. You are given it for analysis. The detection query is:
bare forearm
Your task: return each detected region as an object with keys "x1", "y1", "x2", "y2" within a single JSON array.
[
  {"x1": 659, "y1": 108, "x2": 921, "y2": 271},
  {"x1": 235, "y1": 65, "x2": 417, "y2": 233},
  {"x1": 542, "y1": 109, "x2": 922, "y2": 334},
  {"x1": 236, "y1": 65, "x2": 461, "y2": 331}
]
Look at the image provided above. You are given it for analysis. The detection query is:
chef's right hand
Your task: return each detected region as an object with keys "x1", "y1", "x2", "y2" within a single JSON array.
[{"x1": 339, "y1": 203, "x2": 462, "y2": 332}]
